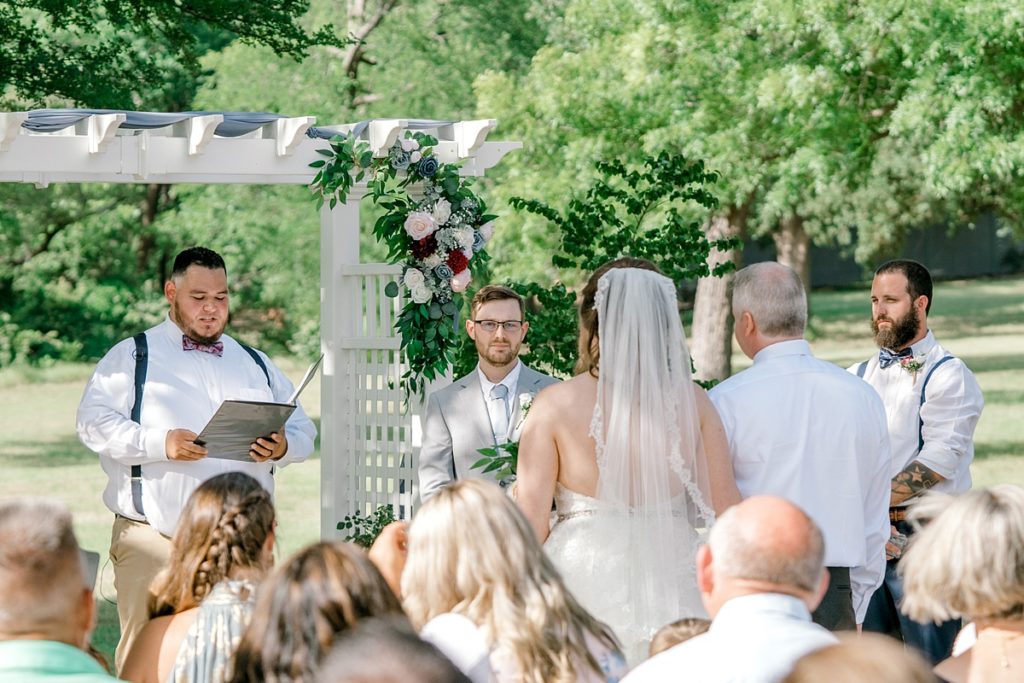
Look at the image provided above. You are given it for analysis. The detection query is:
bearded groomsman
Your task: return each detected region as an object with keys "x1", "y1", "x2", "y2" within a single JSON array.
[
  {"x1": 418, "y1": 285, "x2": 558, "y2": 502},
  {"x1": 710, "y1": 262, "x2": 891, "y2": 632},
  {"x1": 850, "y1": 259, "x2": 984, "y2": 664}
]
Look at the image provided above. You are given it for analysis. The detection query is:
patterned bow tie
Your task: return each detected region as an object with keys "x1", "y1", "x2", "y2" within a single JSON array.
[
  {"x1": 182, "y1": 335, "x2": 224, "y2": 357},
  {"x1": 878, "y1": 346, "x2": 913, "y2": 369}
]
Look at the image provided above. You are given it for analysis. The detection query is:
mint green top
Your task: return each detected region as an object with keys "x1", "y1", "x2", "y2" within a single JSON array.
[{"x1": 0, "y1": 640, "x2": 124, "y2": 682}]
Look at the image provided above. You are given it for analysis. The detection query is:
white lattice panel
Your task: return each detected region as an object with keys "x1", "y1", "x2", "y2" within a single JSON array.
[{"x1": 335, "y1": 263, "x2": 421, "y2": 524}]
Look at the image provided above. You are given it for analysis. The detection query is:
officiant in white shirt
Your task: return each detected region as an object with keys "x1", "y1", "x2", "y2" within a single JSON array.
[
  {"x1": 418, "y1": 285, "x2": 558, "y2": 502},
  {"x1": 76, "y1": 246, "x2": 316, "y2": 669},
  {"x1": 709, "y1": 262, "x2": 891, "y2": 631}
]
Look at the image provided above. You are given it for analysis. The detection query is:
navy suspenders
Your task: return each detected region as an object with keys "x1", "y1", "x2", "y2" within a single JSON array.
[
  {"x1": 128, "y1": 332, "x2": 271, "y2": 517},
  {"x1": 856, "y1": 354, "x2": 956, "y2": 454}
]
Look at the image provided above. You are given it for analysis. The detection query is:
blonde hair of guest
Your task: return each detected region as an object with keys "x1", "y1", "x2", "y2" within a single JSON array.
[
  {"x1": 401, "y1": 480, "x2": 620, "y2": 683},
  {"x1": 901, "y1": 485, "x2": 1024, "y2": 623}
]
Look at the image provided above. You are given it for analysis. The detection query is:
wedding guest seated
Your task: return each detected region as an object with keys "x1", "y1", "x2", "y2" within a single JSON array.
[
  {"x1": 648, "y1": 618, "x2": 710, "y2": 658},
  {"x1": 624, "y1": 497, "x2": 836, "y2": 683},
  {"x1": 399, "y1": 479, "x2": 628, "y2": 683},
  {"x1": 315, "y1": 617, "x2": 472, "y2": 683},
  {"x1": 782, "y1": 633, "x2": 936, "y2": 683},
  {"x1": 228, "y1": 541, "x2": 405, "y2": 683},
  {"x1": 900, "y1": 485, "x2": 1024, "y2": 683},
  {"x1": 120, "y1": 472, "x2": 276, "y2": 683},
  {"x1": 0, "y1": 498, "x2": 122, "y2": 682}
]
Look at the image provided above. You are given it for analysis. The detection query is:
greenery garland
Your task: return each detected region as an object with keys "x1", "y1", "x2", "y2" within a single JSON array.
[{"x1": 309, "y1": 131, "x2": 495, "y2": 397}]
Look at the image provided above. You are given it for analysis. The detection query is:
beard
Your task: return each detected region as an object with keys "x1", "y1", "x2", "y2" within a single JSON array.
[
  {"x1": 872, "y1": 305, "x2": 920, "y2": 350},
  {"x1": 172, "y1": 300, "x2": 225, "y2": 345},
  {"x1": 477, "y1": 340, "x2": 520, "y2": 367}
]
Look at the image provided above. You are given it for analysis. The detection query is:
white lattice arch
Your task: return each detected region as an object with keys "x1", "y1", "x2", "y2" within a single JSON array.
[{"x1": 0, "y1": 111, "x2": 521, "y2": 537}]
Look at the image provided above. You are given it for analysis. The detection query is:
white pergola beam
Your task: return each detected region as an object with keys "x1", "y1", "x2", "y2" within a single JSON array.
[
  {"x1": 0, "y1": 133, "x2": 519, "y2": 184},
  {"x1": 368, "y1": 119, "x2": 407, "y2": 156},
  {"x1": 187, "y1": 114, "x2": 223, "y2": 155},
  {"x1": 0, "y1": 112, "x2": 28, "y2": 152},
  {"x1": 453, "y1": 119, "x2": 496, "y2": 158},
  {"x1": 87, "y1": 113, "x2": 126, "y2": 154},
  {"x1": 271, "y1": 116, "x2": 316, "y2": 157}
]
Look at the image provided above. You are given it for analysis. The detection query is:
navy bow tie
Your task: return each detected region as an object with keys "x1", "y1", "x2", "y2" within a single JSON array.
[
  {"x1": 183, "y1": 335, "x2": 224, "y2": 357},
  {"x1": 879, "y1": 346, "x2": 913, "y2": 369}
]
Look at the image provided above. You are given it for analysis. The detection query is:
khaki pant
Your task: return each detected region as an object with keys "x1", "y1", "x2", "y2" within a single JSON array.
[{"x1": 109, "y1": 515, "x2": 171, "y2": 673}]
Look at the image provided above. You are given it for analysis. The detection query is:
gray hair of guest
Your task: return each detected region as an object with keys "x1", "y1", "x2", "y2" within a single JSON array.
[
  {"x1": 731, "y1": 262, "x2": 808, "y2": 337},
  {"x1": 901, "y1": 485, "x2": 1024, "y2": 623},
  {"x1": 314, "y1": 617, "x2": 472, "y2": 683},
  {"x1": 708, "y1": 499, "x2": 825, "y2": 593},
  {"x1": 0, "y1": 498, "x2": 86, "y2": 633}
]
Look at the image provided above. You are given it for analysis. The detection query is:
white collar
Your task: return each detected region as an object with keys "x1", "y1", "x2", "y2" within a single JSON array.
[{"x1": 752, "y1": 339, "x2": 812, "y2": 365}]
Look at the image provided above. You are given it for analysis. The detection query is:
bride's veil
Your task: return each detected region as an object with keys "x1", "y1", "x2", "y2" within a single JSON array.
[{"x1": 590, "y1": 266, "x2": 716, "y2": 636}]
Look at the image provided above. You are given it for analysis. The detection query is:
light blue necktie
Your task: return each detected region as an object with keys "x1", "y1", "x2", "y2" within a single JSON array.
[{"x1": 489, "y1": 384, "x2": 510, "y2": 441}]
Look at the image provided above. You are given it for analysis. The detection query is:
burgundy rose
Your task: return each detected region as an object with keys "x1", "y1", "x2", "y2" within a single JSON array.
[
  {"x1": 411, "y1": 235, "x2": 438, "y2": 260},
  {"x1": 446, "y1": 250, "x2": 469, "y2": 274}
]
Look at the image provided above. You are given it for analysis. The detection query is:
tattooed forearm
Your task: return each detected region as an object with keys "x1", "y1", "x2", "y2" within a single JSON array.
[{"x1": 890, "y1": 461, "x2": 946, "y2": 506}]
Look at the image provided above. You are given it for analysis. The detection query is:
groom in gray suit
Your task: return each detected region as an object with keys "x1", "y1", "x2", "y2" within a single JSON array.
[{"x1": 418, "y1": 285, "x2": 558, "y2": 502}]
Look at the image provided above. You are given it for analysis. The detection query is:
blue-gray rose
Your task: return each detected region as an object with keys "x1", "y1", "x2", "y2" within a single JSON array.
[
  {"x1": 433, "y1": 263, "x2": 454, "y2": 280},
  {"x1": 418, "y1": 156, "x2": 439, "y2": 177},
  {"x1": 391, "y1": 151, "x2": 411, "y2": 171},
  {"x1": 472, "y1": 230, "x2": 486, "y2": 253}
]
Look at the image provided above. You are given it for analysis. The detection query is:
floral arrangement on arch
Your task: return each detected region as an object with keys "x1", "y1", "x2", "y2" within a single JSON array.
[{"x1": 309, "y1": 131, "x2": 496, "y2": 397}]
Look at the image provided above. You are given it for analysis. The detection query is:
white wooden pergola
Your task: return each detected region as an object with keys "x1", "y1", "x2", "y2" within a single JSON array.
[{"x1": 0, "y1": 111, "x2": 520, "y2": 537}]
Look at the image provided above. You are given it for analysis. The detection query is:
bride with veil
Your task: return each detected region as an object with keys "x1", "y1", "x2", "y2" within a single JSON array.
[{"x1": 516, "y1": 257, "x2": 740, "y2": 664}]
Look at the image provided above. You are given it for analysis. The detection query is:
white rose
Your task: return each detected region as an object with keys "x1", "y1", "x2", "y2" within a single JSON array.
[
  {"x1": 400, "y1": 138, "x2": 420, "y2": 152},
  {"x1": 404, "y1": 211, "x2": 437, "y2": 240},
  {"x1": 479, "y1": 220, "x2": 495, "y2": 241},
  {"x1": 432, "y1": 198, "x2": 452, "y2": 226},
  {"x1": 450, "y1": 269, "x2": 472, "y2": 293},
  {"x1": 422, "y1": 254, "x2": 443, "y2": 269},
  {"x1": 519, "y1": 393, "x2": 533, "y2": 410},
  {"x1": 410, "y1": 150, "x2": 422, "y2": 163},
  {"x1": 410, "y1": 284, "x2": 432, "y2": 303},
  {"x1": 456, "y1": 227, "x2": 475, "y2": 250},
  {"x1": 403, "y1": 268, "x2": 425, "y2": 288}
]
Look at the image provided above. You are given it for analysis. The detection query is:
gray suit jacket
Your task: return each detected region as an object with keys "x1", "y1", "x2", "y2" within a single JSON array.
[{"x1": 418, "y1": 363, "x2": 559, "y2": 503}]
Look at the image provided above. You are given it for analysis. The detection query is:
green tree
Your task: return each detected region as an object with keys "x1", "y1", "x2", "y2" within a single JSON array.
[
  {"x1": 0, "y1": 0, "x2": 342, "y2": 109},
  {"x1": 476, "y1": 0, "x2": 1024, "y2": 380}
]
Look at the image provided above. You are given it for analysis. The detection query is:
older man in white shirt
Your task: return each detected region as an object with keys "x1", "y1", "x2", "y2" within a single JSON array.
[
  {"x1": 709, "y1": 262, "x2": 890, "y2": 631},
  {"x1": 624, "y1": 496, "x2": 836, "y2": 683},
  {"x1": 850, "y1": 259, "x2": 984, "y2": 664}
]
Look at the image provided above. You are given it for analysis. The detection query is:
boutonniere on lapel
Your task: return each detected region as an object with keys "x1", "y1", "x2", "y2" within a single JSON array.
[
  {"x1": 899, "y1": 355, "x2": 927, "y2": 381},
  {"x1": 472, "y1": 392, "x2": 536, "y2": 485}
]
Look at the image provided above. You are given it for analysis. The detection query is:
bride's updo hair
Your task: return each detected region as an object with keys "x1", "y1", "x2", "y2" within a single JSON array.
[
  {"x1": 402, "y1": 480, "x2": 620, "y2": 683},
  {"x1": 576, "y1": 256, "x2": 662, "y2": 376}
]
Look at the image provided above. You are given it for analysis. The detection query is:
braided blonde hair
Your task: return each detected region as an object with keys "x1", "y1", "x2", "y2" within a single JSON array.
[
  {"x1": 150, "y1": 472, "x2": 275, "y2": 617},
  {"x1": 402, "y1": 480, "x2": 621, "y2": 683}
]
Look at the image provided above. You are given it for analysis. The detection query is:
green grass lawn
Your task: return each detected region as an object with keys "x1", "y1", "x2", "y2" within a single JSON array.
[{"x1": 0, "y1": 274, "x2": 1021, "y2": 662}]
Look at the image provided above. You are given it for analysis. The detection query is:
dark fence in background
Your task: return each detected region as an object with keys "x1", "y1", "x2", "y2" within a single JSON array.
[{"x1": 744, "y1": 213, "x2": 1024, "y2": 288}]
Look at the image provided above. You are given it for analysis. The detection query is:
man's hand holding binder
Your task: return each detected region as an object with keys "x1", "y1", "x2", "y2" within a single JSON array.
[{"x1": 192, "y1": 354, "x2": 322, "y2": 462}]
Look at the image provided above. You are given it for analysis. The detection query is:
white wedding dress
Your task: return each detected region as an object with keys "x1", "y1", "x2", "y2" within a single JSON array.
[{"x1": 542, "y1": 268, "x2": 716, "y2": 665}]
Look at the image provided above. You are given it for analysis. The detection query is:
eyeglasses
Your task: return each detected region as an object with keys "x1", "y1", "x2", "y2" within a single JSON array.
[{"x1": 472, "y1": 319, "x2": 524, "y2": 333}]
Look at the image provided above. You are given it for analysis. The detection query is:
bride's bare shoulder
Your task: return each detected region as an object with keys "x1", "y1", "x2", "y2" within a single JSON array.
[{"x1": 531, "y1": 373, "x2": 595, "y2": 409}]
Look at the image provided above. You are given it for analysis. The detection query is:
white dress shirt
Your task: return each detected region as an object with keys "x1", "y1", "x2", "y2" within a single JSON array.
[
  {"x1": 848, "y1": 331, "x2": 984, "y2": 495},
  {"x1": 623, "y1": 593, "x2": 837, "y2": 683},
  {"x1": 709, "y1": 340, "x2": 891, "y2": 623},
  {"x1": 477, "y1": 360, "x2": 522, "y2": 444},
  {"x1": 76, "y1": 316, "x2": 317, "y2": 536}
]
